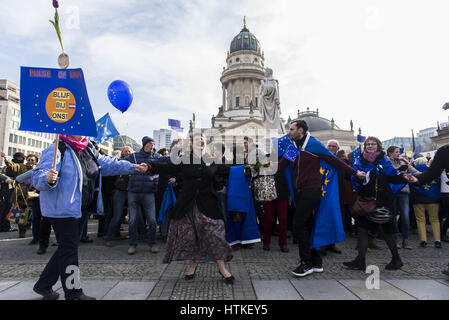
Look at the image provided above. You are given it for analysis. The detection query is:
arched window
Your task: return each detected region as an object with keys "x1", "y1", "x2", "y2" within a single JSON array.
[{"x1": 236, "y1": 96, "x2": 240, "y2": 107}]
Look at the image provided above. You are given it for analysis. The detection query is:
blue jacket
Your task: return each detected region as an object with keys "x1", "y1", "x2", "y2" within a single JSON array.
[
  {"x1": 32, "y1": 141, "x2": 136, "y2": 218},
  {"x1": 123, "y1": 149, "x2": 164, "y2": 193}
]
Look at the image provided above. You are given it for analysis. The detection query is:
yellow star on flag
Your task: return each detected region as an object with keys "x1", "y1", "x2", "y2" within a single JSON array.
[
  {"x1": 324, "y1": 178, "x2": 330, "y2": 186},
  {"x1": 423, "y1": 185, "x2": 430, "y2": 190},
  {"x1": 320, "y1": 167, "x2": 325, "y2": 175}
]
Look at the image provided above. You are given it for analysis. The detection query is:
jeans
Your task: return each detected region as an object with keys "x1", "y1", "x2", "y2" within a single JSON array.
[
  {"x1": 394, "y1": 193, "x2": 410, "y2": 240},
  {"x1": 293, "y1": 188, "x2": 322, "y2": 267},
  {"x1": 79, "y1": 211, "x2": 90, "y2": 240},
  {"x1": 31, "y1": 198, "x2": 42, "y2": 241},
  {"x1": 34, "y1": 217, "x2": 84, "y2": 300},
  {"x1": 105, "y1": 190, "x2": 128, "y2": 238},
  {"x1": 38, "y1": 217, "x2": 52, "y2": 248},
  {"x1": 128, "y1": 192, "x2": 156, "y2": 247}
]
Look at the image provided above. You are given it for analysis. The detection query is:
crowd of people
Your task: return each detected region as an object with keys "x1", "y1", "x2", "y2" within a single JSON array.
[{"x1": 1, "y1": 120, "x2": 449, "y2": 300}]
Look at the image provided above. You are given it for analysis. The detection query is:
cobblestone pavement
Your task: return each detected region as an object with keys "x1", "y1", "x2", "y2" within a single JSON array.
[{"x1": 0, "y1": 219, "x2": 448, "y2": 299}]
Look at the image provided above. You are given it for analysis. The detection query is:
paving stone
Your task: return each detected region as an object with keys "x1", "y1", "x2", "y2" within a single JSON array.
[
  {"x1": 290, "y1": 279, "x2": 358, "y2": 300},
  {"x1": 0, "y1": 280, "x2": 60, "y2": 300},
  {"x1": 338, "y1": 280, "x2": 415, "y2": 300},
  {"x1": 253, "y1": 280, "x2": 302, "y2": 300},
  {"x1": 0, "y1": 281, "x2": 20, "y2": 293},
  {"x1": 386, "y1": 279, "x2": 449, "y2": 300},
  {"x1": 102, "y1": 281, "x2": 156, "y2": 300}
]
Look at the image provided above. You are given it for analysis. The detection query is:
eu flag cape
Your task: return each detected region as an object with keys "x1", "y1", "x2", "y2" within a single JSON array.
[
  {"x1": 93, "y1": 113, "x2": 119, "y2": 144},
  {"x1": 410, "y1": 164, "x2": 441, "y2": 199},
  {"x1": 157, "y1": 183, "x2": 177, "y2": 226},
  {"x1": 226, "y1": 166, "x2": 261, "y2": 245},
  {"x1": 284, "y1": 133, "x2": 346, "y2": 249},
  {"x1": 19, "y1": 67, "x2": 97, "y2": 137}
]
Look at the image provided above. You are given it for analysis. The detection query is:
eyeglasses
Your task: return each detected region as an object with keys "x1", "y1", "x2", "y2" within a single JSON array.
[{"x1": 366, "y1": 143, "x2": 377, "y2": 146}]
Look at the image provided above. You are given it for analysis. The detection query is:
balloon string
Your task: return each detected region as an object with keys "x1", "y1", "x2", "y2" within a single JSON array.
[{"x1": 118, "y1": 116, "x2": 138, "y2": 165}]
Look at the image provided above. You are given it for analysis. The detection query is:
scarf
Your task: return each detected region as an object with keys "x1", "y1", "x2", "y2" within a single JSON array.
[
  {"x1": 59, "y1": 135, "x2": 88, "y2": 153},
  {"x1": 363, "y1": 151, "x2": 381, "y2": 163}
]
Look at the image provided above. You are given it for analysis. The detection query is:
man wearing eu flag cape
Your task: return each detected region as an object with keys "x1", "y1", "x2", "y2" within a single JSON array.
[{"x1": 278, "y1": 120, "x2": 366, "y2": 277}]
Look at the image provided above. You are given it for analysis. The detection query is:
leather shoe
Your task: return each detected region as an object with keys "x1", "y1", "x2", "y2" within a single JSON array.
[
  {"x1": 262, "y1": 244, "x2": 270, "y2": 251},
  {"x1": 280, "y1": 246, "x2": 289, "y2": 253},
  {"x1": 326, "y1": 244, "x2": 342, "y2": 254},
  {"x1": 80, "y1": 237, "x2": 93, "y2": 243},
  {"x1": 33, "y1": 286, "x2": 59, "y2": 300},
  {"x1": 28, "y1": 239, "x2": 38, "y2": 245},
  {"x1": 185, "y1": 267, "x2": 196, "y2": 280},
  {"x1": 68, "y1": 294, "x2": 96, "y2": 300},
  {"x1": 218, "y1": 271, "x2": 235, "y2": 283},
  {"x1": 37, "y1": 247, "x2": 47, "y2": 255}
]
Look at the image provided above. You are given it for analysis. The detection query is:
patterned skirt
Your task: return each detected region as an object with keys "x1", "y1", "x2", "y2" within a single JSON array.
[{"x1": 163, "y1": 203, "x2": 233, "y2": 264}]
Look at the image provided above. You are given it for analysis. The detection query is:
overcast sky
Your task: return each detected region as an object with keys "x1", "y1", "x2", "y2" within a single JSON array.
[{"x1": 1, "y1": 0, "x2": 449, "y2": 143}]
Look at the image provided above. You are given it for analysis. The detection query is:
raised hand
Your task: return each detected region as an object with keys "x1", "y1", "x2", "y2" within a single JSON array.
[{"x1": 405, "y1": 173, "x2": 418, "y2": 183}]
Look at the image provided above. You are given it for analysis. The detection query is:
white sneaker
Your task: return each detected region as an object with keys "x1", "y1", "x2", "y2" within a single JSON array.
[{"x1": 128, "y1": 246, "x2": 136, "y2": 255}]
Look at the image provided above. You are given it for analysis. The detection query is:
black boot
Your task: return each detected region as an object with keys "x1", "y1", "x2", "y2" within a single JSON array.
[
  {"x1": 385, "y1": 256, "x2": 403, "y2": 270},
  {"x1": 343, "y1": 257, "x2": 366, "y2": 270}
]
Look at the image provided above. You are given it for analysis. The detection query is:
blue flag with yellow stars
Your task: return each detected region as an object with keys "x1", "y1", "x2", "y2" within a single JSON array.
[
  {"x1": 410, "y1": 164, "x2": 441, "y2": 199},
  {"x1": 302, "y1": 135, "x2": 345, "y2": 249},
  {"x1": 92, "y1": 113, "x2": 120, "y2": 144},
  {"x1": 350, "y1": 145, "x2": 362, "y2": 167},
  {"x1": 19, "y1": 67, "x2": 97, "y2": 137},
  {"x1": 272, "y1": 134, "x2": 296, "y2": 206}
]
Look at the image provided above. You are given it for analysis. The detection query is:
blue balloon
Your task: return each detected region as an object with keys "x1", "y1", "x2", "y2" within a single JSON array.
[{"x1": 107, "y1": 80, "x2": 133, "y2": 113}]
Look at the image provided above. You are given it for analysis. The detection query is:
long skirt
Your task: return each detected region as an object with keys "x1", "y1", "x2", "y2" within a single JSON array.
[{"x1": 163, "y1": 203, "x2": 233, "y2": 264}]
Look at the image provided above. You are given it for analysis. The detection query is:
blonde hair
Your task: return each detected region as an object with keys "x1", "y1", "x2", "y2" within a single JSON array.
[{"x1": 414, "y1": 157, "x2": 428, "y2": 166}]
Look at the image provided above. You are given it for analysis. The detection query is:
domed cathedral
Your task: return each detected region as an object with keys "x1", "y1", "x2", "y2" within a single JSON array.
[
  {"x1": 208, "y1": 17, "x2": 285, "y2": 137},
  {"x1": 286, "y1": 108, "x2": 359, "y2": 152}
]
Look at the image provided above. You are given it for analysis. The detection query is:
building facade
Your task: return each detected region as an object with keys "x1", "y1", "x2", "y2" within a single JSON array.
[
  {"x1": 113, "y1": 135, "x2": 141, "y2": 152},
  {"x1": 0, "y1": 80, "x2": 55, "y2": 166},
  {"x1": 153, "y1": 129, "x2": 175, "y2": 151}
]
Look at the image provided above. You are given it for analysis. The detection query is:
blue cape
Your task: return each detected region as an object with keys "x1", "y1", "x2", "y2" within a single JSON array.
[
  {"x1": 280, "y1": 134, "x2": 346, "y2": 249},
  {"x1": 410, "y1": 164, "x2": 441, "y2": 199},
  {"x1": 157, "y1": 183, "x2": 176, "y2": 226},
  {"x1": 225, "y1": 166, "x2": 261, "y2": 245}
]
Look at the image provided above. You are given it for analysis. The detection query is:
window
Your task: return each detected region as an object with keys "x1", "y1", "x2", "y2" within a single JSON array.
[
  {"x1": 255, "y1": 97, "x2": 258, "y2": 107},
  {"x1": 8, "y1": 147, "x2": 12, "y2": 157},
  {"x1": 28, "y1": 138, "x2": 31, "y2": 146},
  {"x1": 236, "y1": 57, "x2": 240, "y2": 62},
  {"x1": 236, "y1": 96, "x2": 240, "y2": 107},
  {"x1": 9, "y1": 134, "x2": 13, "y2": 143}
]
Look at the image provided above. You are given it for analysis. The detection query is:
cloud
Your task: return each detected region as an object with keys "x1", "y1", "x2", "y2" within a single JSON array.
[{"x1": 2, "y1": 0, "x2": 449, "y2": 143}]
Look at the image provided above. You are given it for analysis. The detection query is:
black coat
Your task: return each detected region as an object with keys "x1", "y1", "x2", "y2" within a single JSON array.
[{"x1": 148, "y1": 156, "x2": 230, "y2": 221}]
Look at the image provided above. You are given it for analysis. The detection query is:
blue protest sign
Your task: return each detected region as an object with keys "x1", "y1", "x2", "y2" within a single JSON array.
[{"x1": 19, "y1": 67, "x2": 97, "y2": 137}]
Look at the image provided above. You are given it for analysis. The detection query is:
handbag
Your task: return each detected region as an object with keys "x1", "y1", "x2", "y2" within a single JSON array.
[
  {"x1": 253, "y1": 175, "x2": 277, "y2": 202},
  {"x1": 6, "y1": 184, "x2": 30, "y2": 226}
]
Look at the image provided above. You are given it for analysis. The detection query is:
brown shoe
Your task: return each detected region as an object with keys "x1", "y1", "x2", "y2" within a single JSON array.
[
  {"x1": 150, "y1": 245, "x2": 159, "y2": 253},
  {"x1": 402, "y1": 239, "x2": 412, "y2": 250}
]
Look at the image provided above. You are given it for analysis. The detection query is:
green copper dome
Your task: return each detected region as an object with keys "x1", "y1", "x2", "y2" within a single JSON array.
[{"x1": 230, "y1": 26, "x2": 261, "y2": 54}]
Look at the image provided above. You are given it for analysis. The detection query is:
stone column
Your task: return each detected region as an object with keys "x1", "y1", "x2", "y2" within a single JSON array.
[{"x1": 222, "y1": 85, "x2": 226, "y2": 111}]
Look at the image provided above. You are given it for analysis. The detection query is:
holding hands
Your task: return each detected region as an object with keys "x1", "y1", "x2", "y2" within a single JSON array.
[
  {"x1": 135, "y1": 163, "x2": 148, "y2": 173},
  {"x1": 356, "y1": 170, "x2": 366, "y2": 180},
  {"x1": 405, "y1": 173, "x2": 418, "y2": 183}
]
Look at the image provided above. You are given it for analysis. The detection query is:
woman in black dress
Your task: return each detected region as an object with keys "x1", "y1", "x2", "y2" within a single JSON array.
[{"x1": 147, "y1": 133, "x2": 234, "y2": 282}]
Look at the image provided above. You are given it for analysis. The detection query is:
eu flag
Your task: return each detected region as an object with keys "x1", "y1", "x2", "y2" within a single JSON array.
[
  {"x1": 410, "y1": 164, "x2": 441, "y2": 199},
  {"x1": 19, "y1": 67, "x2": 97, "y2": 137},
  {"x1": 92, "y1": 113, "x2": 120, "y2": 144},
  {"x1": 272, "y1": 134, "x2": 296, "y2": 206},
  {"x1": 357, "y1": 135, "x2": 366, "y2": 143},
  {"x1": 350, "y1": 146, "x2": 362, "y2": 167},
  {"x1": 168, "y1": 119, "x2": 181, "y2": 128},
  {"x1": 300, "y1": 134, "x2": 345, "y2": 249}
]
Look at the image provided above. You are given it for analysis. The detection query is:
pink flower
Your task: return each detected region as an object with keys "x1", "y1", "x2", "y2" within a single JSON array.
[{"x1": 52, "y1": 0, "x2": 59, "y2": 8}]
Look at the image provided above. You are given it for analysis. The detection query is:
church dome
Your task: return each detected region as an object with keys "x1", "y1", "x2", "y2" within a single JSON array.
[
  {"x1": 296, "y1": 110, "x2": 341, "y2": 131},
  {"x1": 230, "y1": 23, "x2": 261, "y2": 54}
]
